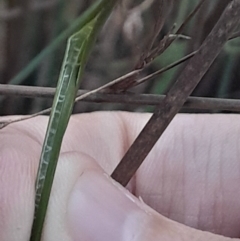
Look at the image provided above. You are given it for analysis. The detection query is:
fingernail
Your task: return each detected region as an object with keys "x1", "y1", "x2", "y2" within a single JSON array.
[{"x1": 67, "y1": 170, "x2": 151, "y2": 241}]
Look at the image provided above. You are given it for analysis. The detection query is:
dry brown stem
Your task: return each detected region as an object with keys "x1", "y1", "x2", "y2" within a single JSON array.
[{"x1": 111, "y1": 0, "x2": 240, "y2": 186}]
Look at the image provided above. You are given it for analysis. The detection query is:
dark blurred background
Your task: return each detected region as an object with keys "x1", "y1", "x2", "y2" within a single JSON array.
[{"x1": 0, "y1": 0, "x2": 239, "y2": 115}]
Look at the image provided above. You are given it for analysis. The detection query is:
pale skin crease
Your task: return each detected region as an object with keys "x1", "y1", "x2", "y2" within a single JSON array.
[{"x1": 0, "y1": 112, "x2": 240, "y2": 241}]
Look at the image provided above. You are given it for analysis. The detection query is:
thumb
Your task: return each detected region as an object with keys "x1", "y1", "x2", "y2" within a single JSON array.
[
  {"x1": 40, "y1": 152, "x2": 237, "y2": 241},
  {"x1": 67, "y1": 161, "x2": 234, "y2": 241}
]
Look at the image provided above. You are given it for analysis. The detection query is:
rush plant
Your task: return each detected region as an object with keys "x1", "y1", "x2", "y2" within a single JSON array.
[{"x1": 30, "y1": 1, "x2": 118, "y2": 240}]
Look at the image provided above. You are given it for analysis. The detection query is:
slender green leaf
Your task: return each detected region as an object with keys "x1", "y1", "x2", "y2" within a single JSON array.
[{"x1": 30, "y1": 1, "x2": 118, "y2": 240}]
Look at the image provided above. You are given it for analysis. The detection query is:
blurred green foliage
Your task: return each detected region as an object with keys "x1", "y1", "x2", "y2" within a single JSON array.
[{"x1": 0, "y1": 0, "x2": 239, "y2": 115}]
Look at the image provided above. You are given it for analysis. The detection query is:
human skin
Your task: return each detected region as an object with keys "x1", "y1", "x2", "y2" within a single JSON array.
[{"x1": 0, "y1": 112, "x2": 240, "y2": 241}]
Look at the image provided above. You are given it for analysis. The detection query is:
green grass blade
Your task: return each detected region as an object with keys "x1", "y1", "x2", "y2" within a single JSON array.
[
  {"x1": 6, "y1": 0, "x2": 102, "y2": 87},
  {"x1": 30, "y1": 1, "x2": 118, "y2": 240}
]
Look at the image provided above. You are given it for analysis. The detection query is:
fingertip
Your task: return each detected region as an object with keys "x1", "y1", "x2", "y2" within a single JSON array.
[
  {"x1": 67, "y1": 166, "x2": 234, "y2": 241},
  {"x1": 41, "y1": 151, "x2": 101, "y2": 241},
  {"x1": 67, "y1": 168, "x2": 172, "y2": 241},
  {"x1": 1, "y1": 130, "x2": 234, "y2": 241}
]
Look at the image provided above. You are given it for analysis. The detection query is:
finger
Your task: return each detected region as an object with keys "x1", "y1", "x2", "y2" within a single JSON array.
[
  {"x1": 55, "y1": 153, "x2": 237, "y2": 241},
  {"x1": 67, "y1": 113, "x2": 240, "y2": 237},
  {"x1": 0, "y1": 126, "x2": 39, "y2": 241},
  {"x1": 123, "y1": 113, "x2": 240, "y2": 237},
  {"x1": 38, "y1": 151, "x2": 238, "y2": 241},
  {"x1": 41, "y1": 152, "x2": 101, "y2": 241},
  {"x1": 52, "y1": 112, "x2": 240, "y2": 237},
  {"x1": 2, "y1": 112, "x2": 240, "y2": 238}
]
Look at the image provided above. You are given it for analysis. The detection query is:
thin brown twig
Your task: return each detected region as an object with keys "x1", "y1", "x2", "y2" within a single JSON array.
[
  {"x1": 176, "y1": 0, "x2": 207, "y2": 35},
  {"x1": 0, "y1": 36, "x2": 239, "y2": 129},
  {"x1": 1, "y1": 84, "x2": 240, "y2": 112},
  {"x1": 111, "y1": 0, "x2": 240, "y2": 186},
  {"x1": 0, "y1": 48, "x2": 199, "y2": 128},
  {"x1": 0, "y1": 1, "x2": 238, "y2": 130},
  {"x1": 229, "y1": 30, "x2": 240, "y2": 40},
  {"x1": 146, "y1": 0, "x2": 206, "y2": 62},
  {"x1": 0, "y1": 50, "x2": 197, "y2": 99},
  {"x1": 131, "y1": 50, "x2": 198, "y2": 88},
  {"x1": 138, "y1": 0, "x2": 174, "y2": 63},
  {"x1": 110, "y1": 0, "x2": 206, "y2": 91},
  {"x1": 0, "y1": 70, "x2": 141, "y2": 129}
]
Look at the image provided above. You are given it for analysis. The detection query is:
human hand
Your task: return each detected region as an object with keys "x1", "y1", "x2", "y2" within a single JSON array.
[{"x1": 1, "y1": 112, "x2": 240, "y2": 241}]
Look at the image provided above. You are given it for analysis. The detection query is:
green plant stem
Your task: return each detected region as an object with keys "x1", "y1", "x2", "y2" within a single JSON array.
[{"x1": 30, "y1": 1, "x2": 118, "y2": 241}]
